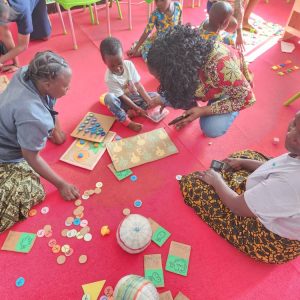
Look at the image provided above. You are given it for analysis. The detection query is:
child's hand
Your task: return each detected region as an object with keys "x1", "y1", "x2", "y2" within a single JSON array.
[
  {"x1": 127, "y1": 48, "x2": 138, "y2": 58},
  {"x1": 135, "y1": 107, "x2": 148, "y2": 117},
  {"x1": 149, "y1": 93, "x2": 163, "y2": 108}
]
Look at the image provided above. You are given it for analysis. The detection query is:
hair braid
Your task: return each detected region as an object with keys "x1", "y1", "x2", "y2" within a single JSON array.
[{"x1": 24, "y1": 51, "x2": 69, "y2": 83}]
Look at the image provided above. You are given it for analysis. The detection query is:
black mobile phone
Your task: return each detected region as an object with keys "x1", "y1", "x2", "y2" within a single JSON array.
[
  {"x1": 168, "y1": 115, "x2": 188, "y2": 126},
  {"x1": 210, "y1": 160, "x2": 225, "y2": 171}
]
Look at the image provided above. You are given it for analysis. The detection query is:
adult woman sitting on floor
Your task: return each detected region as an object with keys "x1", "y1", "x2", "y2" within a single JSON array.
[
  {"x1": 180, "y1": 111, "x2": 300, "y2": 264},
  {"x1": 0, "y1": 51, "x2": 80, "y2": 233},
  {"x1": 147, "y1": 24, "x2": 255, "y2": 138}
]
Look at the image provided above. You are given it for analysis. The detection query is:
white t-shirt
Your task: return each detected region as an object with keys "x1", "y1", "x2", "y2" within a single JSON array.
[
  {"x1": 244, "y1": 153, "x2": 300, "y2": 241},
  {"x1": 104, "y1": 60, "x2": 141, "y2": 97}
]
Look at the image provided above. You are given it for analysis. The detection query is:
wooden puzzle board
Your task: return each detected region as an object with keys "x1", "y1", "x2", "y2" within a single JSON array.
[
  {"x1": 60, "y1": 131, "x2": 116, "y2": 170},
  {"x1": 70, "y1": 112, "x2": 115, "y2": 143},
  {"x1": 106, "y1": 128, "x2": 178, "y2": 171}
]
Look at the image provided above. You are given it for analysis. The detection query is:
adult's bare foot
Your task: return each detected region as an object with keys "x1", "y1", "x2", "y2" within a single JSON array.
[{"x1": 128, "y1": 121, "x2": 143, "y2": 132}]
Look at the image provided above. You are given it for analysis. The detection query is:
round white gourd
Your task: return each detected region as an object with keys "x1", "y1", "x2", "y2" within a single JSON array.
[
  {"x1": 113, "y1": 275, "x2": 159, "y2": 300},
  {"x1": 117, "y1": 214, "x2": 152, "y2": 254}
]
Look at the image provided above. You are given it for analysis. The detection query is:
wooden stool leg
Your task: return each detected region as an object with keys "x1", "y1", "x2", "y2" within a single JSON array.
[
  {"x1": 128, "y1": 0, "x2": 132, "y2": 30},
  {"x1": 67, "y1": 9, "x2": 78, "y2": 50},
  {"x1": 106, "y1": 0, "x2": 111, "y2": 37},
  {"x1": 56, "y1": 3, "x2": 67, "y2": 35},
  {"x1": 283, "y1": 92, "x2": 300, "y2": 106}
]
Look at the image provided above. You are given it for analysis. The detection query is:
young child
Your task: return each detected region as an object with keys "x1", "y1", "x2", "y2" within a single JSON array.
[
  {"x1": 100, "y1": 37, "x2": 160, "y2": 132},
  {"x1": 206, "y1": 0, "x2": 244, "y2": 50},
  {"x1": 199, "y1": 1, "x2": 237, "y2": 46},
  {"x1": 127, "y1": 0, "x2": 182, "y2": 61}
]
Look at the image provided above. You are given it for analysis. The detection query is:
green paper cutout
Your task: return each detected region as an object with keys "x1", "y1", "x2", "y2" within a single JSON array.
[
  {"x1": 114, "y1": 168, "x2": 133, "y2": 180},
  {"x1": 165, "y1": 255, "x2": 189, "y2": 276},
  {"x1": 144, "y1": 0, "x2": 154, "y2": 4},
  {"x1": 145, "y1": 269, "x2": 164, "y2": 287},
  {"x1": 15, "y1": 233, "x2": 36, "y2": 253},
  {"x1": 152, "y1": 226, "x2": 171, "y2": 247}
]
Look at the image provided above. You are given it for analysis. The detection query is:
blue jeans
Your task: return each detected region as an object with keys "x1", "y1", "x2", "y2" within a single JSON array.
[
  {"x1": 200, "y1": 110, "x2": 239, "y2": 138},
  {"x1": 104, "y1": 92, "x2": 157, "y2": 122}
]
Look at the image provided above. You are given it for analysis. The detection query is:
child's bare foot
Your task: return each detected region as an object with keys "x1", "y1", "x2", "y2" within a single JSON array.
[{"x1": 128, "y1": 121, "x2": 143, "y2": 132}]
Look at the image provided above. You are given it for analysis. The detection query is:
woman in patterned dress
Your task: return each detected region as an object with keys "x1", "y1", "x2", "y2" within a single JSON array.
[
  {"x1": 127, "y1": 0, "x2": 182, "y2": 61},
  {"x1": 179, "y1": 111, "x2": 300, "y2": 264},
  {"x1": 147, "y1": 24, "x2": 255, "y2": 138}
]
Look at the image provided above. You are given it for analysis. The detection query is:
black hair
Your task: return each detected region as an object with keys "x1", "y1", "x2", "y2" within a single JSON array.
[
  {"x1": 147, "y1": 24, "x2": 214, "y2": 109},
  {"x1": 99, "y1": 37, "x2": 123, "y2": 61},
  {"x1": 24, "y1": 51, "x2": 69, "y2": 83}
]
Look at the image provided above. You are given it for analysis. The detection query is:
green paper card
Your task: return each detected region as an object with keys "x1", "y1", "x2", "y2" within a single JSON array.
[
  {"x1": 1, "y1": 231, "x2": 36, "y2": 253},
  {"x1": 145, "y1": 269, "x2": 164, "y2": 287},
  {"x1": 148, "y1": 218, "x2": 171, "y2": 247},
  {"x1": 165, "y1": 241, "x2": 191, "y2": 276},
  {"x1": 15, "y1": 233, "x2": 36, "y2": 253},
  {"x1": 144, "y1": 0, "x2": 154, "y2": 4},
  {"x1": 108, "y1": 163, "x2": 133, "y2": 181},
  {"x1": 144, "y1": 254, "x2": 164, "y2": 287}
]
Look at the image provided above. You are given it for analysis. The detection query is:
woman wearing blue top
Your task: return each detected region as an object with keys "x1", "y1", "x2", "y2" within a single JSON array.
[
  {"x1": 0, "y1": 51, "x2": 80, "y2": 233},
  {"x1": 0, "y1": 0, "x2": 51, "y2": 72}
]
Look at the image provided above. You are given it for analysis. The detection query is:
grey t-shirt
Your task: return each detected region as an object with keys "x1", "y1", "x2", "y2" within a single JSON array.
[{"x1": 0, "y1": 67, "x2": 56, "y2": 162}]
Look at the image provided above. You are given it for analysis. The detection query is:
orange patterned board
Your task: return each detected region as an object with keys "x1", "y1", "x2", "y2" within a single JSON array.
[
  {"x1": 106, "y1": 128, "x2": 178, "y2": 171},
  {"x1": 60, "y1": 132, "x2": 116, "y2": 170},
  {"x1": 70, "y1": 112, "x2": 115, "y2": 143}
]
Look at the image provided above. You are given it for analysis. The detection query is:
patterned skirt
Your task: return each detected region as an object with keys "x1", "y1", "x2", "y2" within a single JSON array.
[
  {"x1": 179, "y1": 150, "x2": 300, "y2": 264},
  {"x1": 0, "y1": 160, "x2": 45, "y2": 233}
]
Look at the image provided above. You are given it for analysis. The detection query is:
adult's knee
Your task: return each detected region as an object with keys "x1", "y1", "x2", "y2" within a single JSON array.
[{"x1": 201, "y1": 125, "x2": 227, "y2": 138}]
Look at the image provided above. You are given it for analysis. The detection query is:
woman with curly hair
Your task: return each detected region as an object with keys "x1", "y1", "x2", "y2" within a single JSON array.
[
  {"x1": 0, "y1": 51, "x2": 80, "y2": 232},
  {"x1": 147, "y1": 24, "x2": 255, "y2": 138}
]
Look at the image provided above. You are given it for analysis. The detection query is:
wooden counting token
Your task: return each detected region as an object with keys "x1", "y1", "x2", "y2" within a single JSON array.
[
  {"x1": 57, "y1": 255, "x2": 66, "y2": 265},
  {"x1": 44, "y1": 230, "x2": 53, "y2": 238},
  {"x1": 87, "y1": 190, "x2": 95, "y2": 196},
  {"x1": 94, "y1": 187, "x2": 102, "y2": 194},
  {"x1": 95, "y1": 182, "x2": 103, "y2": 188},
  {"x1": 65, "y1": 216, "x2": 74, "y2": 226},
  {"x1": 83, "y1": 190, "x2": 90, "y2": 196},
  {"x1": 84, "y1": 233, "x2": 92, "y2": 242},
  {"x1": 79, "y1": 255, "x2": 88, "y2": 264},
  {"x1": 61, "y1": 229, "x2": 69, "y2": 237},
  {"x1": 75, "y1": 199, "x2": 82, "y2": 206},
  {"x1": 61, "y1": 244, "x2": 70, "y2": 253},
  {"x1": 76, "y1": 232, "x2": 84, "y2": 240},
  {"x1": 52, "y1": 244, "x2": 61, "y2": 254},
  {"x1": 43, "y1": 224, "x2": 52, "y2": 232},
  {"x1": 28, "y1": 209, "x2": 37, "y2": 217},
  {"x1": 123, "y1": 208, "x2": 130, "y2": 216},
  {"x1": 48, "y1": 239, "x2": 57, "y2": 248},
  {"x1": 80, "y1": 226, "x2": 90, "y2": 236},
  {"x1": 65, "y1": 248, "x2": 74, "y2": 257},
  {"x1": 76, "y1": 212, "x2": 84, "y2": 219}
]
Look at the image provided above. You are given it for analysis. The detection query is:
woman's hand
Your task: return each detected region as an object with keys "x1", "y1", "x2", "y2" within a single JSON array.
[
  {"x1": 198, "y1": 169, "x2": 223, "y2": 187},
  {"x1": 223, "y1": 158, "x2": 243, "y2": 171},
  {"x1": 174, "y1": 106, "x2": 203, "y2": 129},
  {"x1": 58, "y1": 181, "x2": 80, "y2": 201}
]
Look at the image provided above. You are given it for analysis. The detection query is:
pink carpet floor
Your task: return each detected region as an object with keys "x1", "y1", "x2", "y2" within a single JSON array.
[{"x1": 1, "y1": 1, "x2": 300, "y2": 299}]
